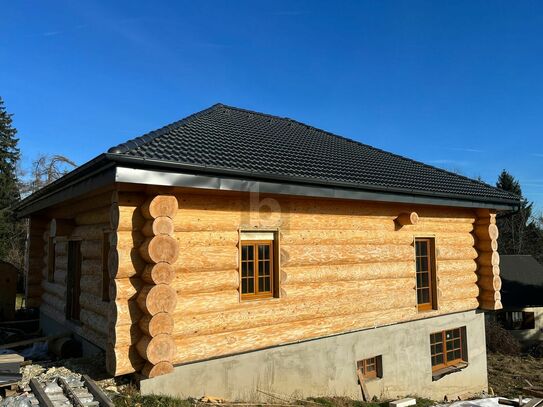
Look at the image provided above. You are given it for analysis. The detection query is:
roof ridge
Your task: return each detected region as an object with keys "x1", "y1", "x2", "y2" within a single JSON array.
[
  {"x1": 217, "y1": 104, "x2": 516, "y2": 200},
  {"x1": 107, "y1": 103, "x2": 222, "y2": 154}
]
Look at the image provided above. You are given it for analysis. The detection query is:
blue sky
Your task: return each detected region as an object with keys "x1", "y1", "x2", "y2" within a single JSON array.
[{"x1": 2, "y1": 1, "x2": 542, "y2": 213}]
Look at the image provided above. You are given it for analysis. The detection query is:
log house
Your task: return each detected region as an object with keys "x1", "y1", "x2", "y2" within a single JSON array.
[{"x1": 15, "y1": 104, "x2": 520, "y2": 400}]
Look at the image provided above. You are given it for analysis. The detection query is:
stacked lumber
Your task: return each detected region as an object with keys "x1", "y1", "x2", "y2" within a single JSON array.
[
  {"x1": 0, "y1": 353, "x2": 23, "y2": 386},
  {"x1": 475, "y1": 209, "x2": 502, "y2": 310}
]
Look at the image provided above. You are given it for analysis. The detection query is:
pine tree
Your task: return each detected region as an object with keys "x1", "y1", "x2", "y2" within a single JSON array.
[
  {"x1": 496, "y1": 170, "x2": 541, "y2": 261},
  {"x1": 0, "y1": 96, "x2": 23, "y2": 264}
]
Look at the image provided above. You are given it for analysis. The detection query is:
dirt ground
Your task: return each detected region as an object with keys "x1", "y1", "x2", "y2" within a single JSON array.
[{"x1": 487, "y1": 352, "x2": 543, "y2": 398}]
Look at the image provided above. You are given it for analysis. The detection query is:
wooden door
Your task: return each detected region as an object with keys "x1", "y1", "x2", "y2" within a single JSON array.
[{"x1": 66, "y1": 240, "x2": 81, "y2": 321}]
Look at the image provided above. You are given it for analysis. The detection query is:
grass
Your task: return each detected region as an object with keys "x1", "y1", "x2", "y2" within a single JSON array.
[{"x1": 113, "y1": 388, "x2": 435, "y2": 407}]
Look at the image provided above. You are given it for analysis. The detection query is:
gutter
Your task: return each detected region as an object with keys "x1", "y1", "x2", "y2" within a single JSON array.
[{"x1": 14, "y1": 154, "x2": 521, "y2": 217}]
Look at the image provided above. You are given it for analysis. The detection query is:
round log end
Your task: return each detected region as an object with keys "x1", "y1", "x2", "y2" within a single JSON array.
[
  {"x1": 140, "y1": 312, "x2": 174, "y2": 337},
  {"x1": 396, "y1": 212, "x2": 419, "y2": 226},
  {"x1": 138, "y1": 284, "x2": 177, "y2": 315},
  {"x1": 140, "y1": 235, "x2": 179, "y2": 264},
  {"x1": 138, "y1": 334, "x2": 176, "y2": 364},
  {"x1": 143, "y1": 195, "x2": 179, "y2": 219},
  {"x1": 142, "y1": 262, "x2": 175, "y2": 285},
  {"x1": 142, "y1": 361, "x2": 174, "y2": 378}
]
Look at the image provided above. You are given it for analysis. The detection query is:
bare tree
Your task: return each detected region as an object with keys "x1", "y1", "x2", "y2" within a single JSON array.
[{"x1": 20, "y1": 154, "x2": 77, "y2": 196}]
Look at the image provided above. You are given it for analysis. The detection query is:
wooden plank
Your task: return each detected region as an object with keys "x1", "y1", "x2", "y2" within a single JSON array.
[
  {"x1": 30, "y1": 378, "x2": 55, "y2": 407},
  {"x1": 356, "y1": 369, "x2": 370, "y2": 402},
  {"x1": 0, "y1": 332, "x2": 70, "y2": 350},
  {"x1": 83, "y1": 374, "x2": 115, "y2": 407}
]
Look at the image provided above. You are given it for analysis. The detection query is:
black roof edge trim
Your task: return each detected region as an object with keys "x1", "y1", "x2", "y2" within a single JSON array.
[{"x1": 106, "y1": 154, "x2": 521, "y2": 209}]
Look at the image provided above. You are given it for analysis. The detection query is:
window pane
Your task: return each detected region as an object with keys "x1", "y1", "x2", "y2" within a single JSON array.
[
  {"x1": 248, "y1": 278, "x2": 254, "y2": 293},
  {"x1": 259, "y1": 277, "x2": 264, "y2": 292},
  {"x1": 247, "y1": 245, "x2": 254, "y2": 260},
  {"x1": 419, "y1": 241, "x2": 428, "y2": 256},
  {"x1": 264, "y1": 277, "x2": 270, "y2": 292}
]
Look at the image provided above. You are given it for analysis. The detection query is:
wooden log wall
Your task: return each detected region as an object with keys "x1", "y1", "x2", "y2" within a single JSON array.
[
  {"x1": 25, "y1": 216, "x2": 47, "y2": 308},
  {"x1": 474, "y1": 209, "x2": 502, "y2": 310},
  {"x1": 34, "y1": 191, "x2": 116, "y2": 352},
  {"x1": 106, "y1": 193, "x2": 180, "y2": 377},
  {"x1": 155, "y1": 191, "x2": 483, "y2": 367}
]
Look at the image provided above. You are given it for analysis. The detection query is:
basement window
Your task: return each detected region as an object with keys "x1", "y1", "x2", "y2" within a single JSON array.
[
  {"x1": 415, "y1": 238, "x2": 437, "y2": 311},
  {"x1": 498, "y1": 311, "x2": 535, "y2": 330},
  {"x1": 239, "y1": 231, "x2": 278, "y2": 300},
  {"x1": 356, "y1": 356, "x2": 383, "y2": 380},
  {"x1": 430, "y1": 326, "x2": 468, "y2": 380},
  {"x1": 47, "y1": 237, "x2": 56, "y2": 283}
]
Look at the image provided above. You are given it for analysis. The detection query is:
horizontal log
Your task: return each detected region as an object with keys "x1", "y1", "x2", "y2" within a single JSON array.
[
  {"x1": 477, "y1": 251, "x2": 500, "y2": 267},
  {"x1": 439, "y1": 283, "x2": 479, "y2": 301},
  {"x1": 176, "y1": 231, "x2": 239, "y2": 247},
  {"x1": 477, "y1": 275, "x2": 502, "y2": 291},
  {"x1": 142, "y1": 361, "x2": 173, "y2": 378},
  {"x1": 282, "y1": 244, "x2": 414, "y2": 267},
  {"x1": 136, "y1": 334, "x2": 175, "y2": 364},
  {"x1": 479, "y1": 299, "x2": 502, "y2": 311},
  {"x1": 439, "y1": 296, "x2": 479, "y2": 314},
  {"x1": 141, "y1": 195, "x2": 178, "y2": 219},
  {"x1": 437, "y1": 259, "x2": 477, "y2": 274},
  {"x1": 26, "y1": 283, "x2": 42, "y2": 298},
  {"x1": 109, "y1": 299, "x2": 143, "y2": 327},
  {"x1": 42, "y1": 280, "x2": 65, "y2": 299},
  {"x1": 172, "y1": 270, "x2": 239, "y2": 294},
  {"x1": 281, "y1": 230, "x2": 475, "y2": 247},
  {"x1": 108, "y1": 247, "x2": 146, "y2": 279},
  {"x1": 50, "y1": 218, "x2": 74, "y2": 237},
  {"x1": 477, "y1": 239, "x2": 498, "y2": 252},
  {"x1": 26, "y1": 297, "x2": 41, "y2": 308},
  {"x1": 80, "y1": 309, "x2": 108, "y2": 336},
  {"x1": 110, "y1": 230, "x2": 146, "y2": 252},
  {"x1": 80, "y1": 274, "x2": 102, "y2": 297},
  {"x1": 71, "y1": 224, "x2": 110, "y2": 241},
  {"x1": 141, "y1": 263, "x2": 175, "y2": 285},
  {"x1": 113, "y1": 205, "x2": 147, "y2": 231},
  {"x1": 106, "y1": 344, "x2": 145, "y2": 376},
  {"x1": 436, "y1": 246, "x2": 478, "y2": 261},
  {"x1": 283, "y1": 262, "x2": 414, "y2": 285},
  {"x1": 401, "y1": 222, "x2": 474, "y2": 233},
  {"x1": 175, "y1": 246, "x2": 238, "y2": 272},
  {"x1": 173, "y1": 287, "x2": 415, "y2": 337},
  {"x1": 109, "y1": 322, "x2": 142, "y2": 347},
  {"x1": 396, "y1": 212, "x2": 419, "y2": 226},
  {"x1": 142, "y1": 217, "x2": 175, "y2": 237},
  {"x1": 172, "y1": 306, "x2": 416, "y2": 365},
  {"x1": 75, "y1": 206, "x2": 110, "y2": 226},
  {"x1": 282, "y1": 277, "x2": 414, "y2": 299},
  {"x1": 137, "y1": 284, "x2": 177, "y2": 315},
  {"x1": 81, "y1": 240, "x2": 102, "y2": 260},
  {"x1": 174, "y1": 290, "x2": 240, "y2": 315},
  {"x1": 112, "y1": 277, "x2": 143, "y2": 301},
  {"x1": 79, "y1": 292, "x2": 108, "y2": 317},
  {"x1": 478, "y1": 290, "x2": 501, "y2": 302},
  {"x1": 139, "y1": 313, "x2": 174, "y2": 337},
  {"x1": 81, "y1": 325, "x2": 106, "y2": 350},
  {"x1": 478, "y1": 265, "x2": 500, "y2": 277},
  {"x1": 55, "y1": 240, "x2": 68, "y2": 256},
  {"x1": 438, "y1": 272, "x2": 478, "y2": 287},
  {"x1": 139, "y1": 235, "x2": 179, "y2": 264},
  {"x1": 474, "y1": 224, "x2": 499, "y2": 241},
  {"x1": 81, "y1": 258, "x2": 102, "y2": 276},
  {"x1": 41, "y1": 292, "x2": 64, "y2": 312}
]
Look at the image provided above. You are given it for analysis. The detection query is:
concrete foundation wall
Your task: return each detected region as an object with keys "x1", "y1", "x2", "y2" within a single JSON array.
[
  {"x1": 141, "y1": 310, "x2": 488, "y2": 401},
  {"x1": 503, "y1": 307, "x2": 543, "y2": 344}
]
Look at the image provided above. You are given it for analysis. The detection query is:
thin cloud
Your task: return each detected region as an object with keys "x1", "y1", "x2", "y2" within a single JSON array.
[
  {"x1": 449, "y1": 147, "x2": 484, "y2": 153},
  {"x1": 42, "y1": 31, "x2": 62, "y2": 37},
  {"x1": 429, "y1": 159, "x2": 469, "y2": 166}
]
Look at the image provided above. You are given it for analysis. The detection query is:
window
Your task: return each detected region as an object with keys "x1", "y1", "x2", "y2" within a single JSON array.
[
  {"x1": 430, "y1": 327, "x2": 467, "y2": 372},
  {"x1": 102, "y1": 232, "x2": 110, "y2": 302},
  {"x1": 239, "y1": 231, "x2": 277, "y2": 300},
  {"x1": 415, "y1": 238, "x2": 437, "y2": 311},
  {"x1": 356, "y1": 356, "x2": 382, "y2": 380},
  {"x1": 47, "y1": 237, "x2": 56, "y2": 283},
  {"x1": 498, "y1": 311, "x2": 535, "y2": 330}
]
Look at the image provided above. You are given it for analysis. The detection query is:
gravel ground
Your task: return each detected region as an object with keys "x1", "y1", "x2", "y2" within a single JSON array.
[{"x1": 487, "y1": 352, "x2": 543, "y2": 398}]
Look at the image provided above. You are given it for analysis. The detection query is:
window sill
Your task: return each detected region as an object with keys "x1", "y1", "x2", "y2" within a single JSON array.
[{"x1": 432, "y1": 361, "x2": 468, "y2": 381}]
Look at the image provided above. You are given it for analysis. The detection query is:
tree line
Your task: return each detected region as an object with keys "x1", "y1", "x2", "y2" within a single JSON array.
[{"x1": 0, "y1": 96, "x2": 541, "y2": 270}]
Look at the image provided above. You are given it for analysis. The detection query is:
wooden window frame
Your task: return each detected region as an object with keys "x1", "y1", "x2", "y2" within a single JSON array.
[
  {"x1": 239, "y1": 235, "x2": 278, "y2": 301},
  {"x1": 356, "y1": 355, "x2": 383, "y2": 380},
  {"x1": 47, "y1": 237, "x2": 56, "y2": 283},
  {"x1": 102, "y1": 231, "x2": 110, "y2": 302},
  {"x1": 415, "y1": 237, "x2": 437, "y2": 311},
  {"x1": 430, "y1": 327, "x2": 467, "y2": 372}
]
